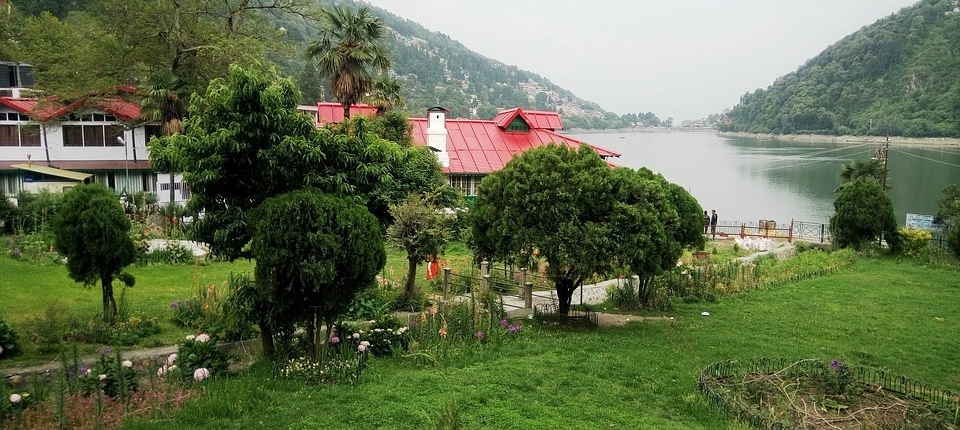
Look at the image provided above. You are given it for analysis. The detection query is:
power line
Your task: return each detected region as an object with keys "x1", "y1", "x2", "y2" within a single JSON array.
[{"x1": 890, "y1": 148, "x2": 960, "y2": 169}]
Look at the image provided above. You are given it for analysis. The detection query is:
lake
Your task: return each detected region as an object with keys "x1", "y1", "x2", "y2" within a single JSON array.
[{"x1": 569, "y1": 131, "x2": 960, "y2": 227}]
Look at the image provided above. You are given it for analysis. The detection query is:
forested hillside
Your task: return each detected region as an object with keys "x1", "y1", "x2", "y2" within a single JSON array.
[
  {"x1": 720, "y1": 0, "x2": 960, "y2": 137},
  {"x1": 1, "y1": 0, "x2": 666, "y2": 129}
]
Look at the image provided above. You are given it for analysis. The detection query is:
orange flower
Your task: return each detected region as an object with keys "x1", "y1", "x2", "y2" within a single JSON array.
[
  {"x1": 438, "y1": 328, "x2": 447, "y2": 338},
  {"x1": 429, "y1": 305, "x2": 438, "y2": 316},
  {"x1": 420, "y1": 312, "x2": 426, "y2": 323}
]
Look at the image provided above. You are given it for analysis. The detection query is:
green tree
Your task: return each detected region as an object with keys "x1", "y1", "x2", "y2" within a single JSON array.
[
  {"x1": 936, "y1": 184, "x2": 960, "y2": 257},
  {"x1": 140, "y1": 70, "x2": 188, "y2": 203},
  {"x1": 837, "y1": 158, "x2": 889, "y2": 191},
  {"x1": 366, "y1": 75, "x2": 404, "y2": 114},
  {"x1": 387, "y1": 194, "x2": 448, "y2": 302},
  {"x1": 470, "y1": 144, "x2": 617, "y2": 316},
  {"x1": 251, "y1": 190, "x2": 385, "y2": 360},
  {"x1": 52, "y1": 184, "x2": 136, "y2": 323},
  {"x1": 829, "y1": 179, "x2": 899, "y2": 251},
  {"x1": 306, "y1": 5, "x2": 392, "y2": 119}
]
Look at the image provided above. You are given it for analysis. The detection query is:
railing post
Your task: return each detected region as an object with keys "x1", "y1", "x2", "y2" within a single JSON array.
[
  {"x1": 820, "y1": 223, "x2": 825, "y2": 243},
  {"x1": 443, "y1": 267, "x2": 451, "y2": 300},
  {"x1": 481, "y1": 274, "x2": 490, "y2": 294},
  {"x1": 788, "y1": 220, "x2": 794, "y2": 243},
  {"x1": 524, "y1": 282, "x2": 533, "y2": 308},
  {"x1": 740, "y1": 223, "x2": 745, "y2": 239},
  {"x1": 481, "y1": 260, "x2": 489, "y2": 277},
  {"x1": 518, "y1": 268, "x2": 527, "y2": 299}
]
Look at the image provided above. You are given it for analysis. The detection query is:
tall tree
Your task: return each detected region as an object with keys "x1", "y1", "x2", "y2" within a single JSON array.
[
  {"x1": 936, "y1": 184, "x2": 960, "y2": 258},
  {"x1": 148, "y1": 64, "x2": 403, "y2": 358},
  {"x1": 306, "y1": 5, "x2": 392, "y2": 119},
  {"x1": 52, "y1": 184, "x2": 136, "y2": 323},
  {"x1": 140, "y1": 70, "x2": 187, "y2": 203}
]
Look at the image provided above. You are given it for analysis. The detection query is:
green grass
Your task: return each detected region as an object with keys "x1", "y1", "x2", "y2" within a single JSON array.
[
  {"x1": 0, "y1": 256, "x2": 255, "y2": 367},
  {"x1": 114, "y1": 256, "x2": 960, "y2": 429}
]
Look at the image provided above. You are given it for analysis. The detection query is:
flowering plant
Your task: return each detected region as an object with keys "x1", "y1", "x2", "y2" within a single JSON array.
[
  {"x1": 0, "y1": 314, "x2": 19, "y2": 359},
  {"x1": 337, "y1": 318, "x2": 411, "y2": 357},
  {"x1": 821, "y1": 359, "x2": 854, "y2": 396},
  {"x1": 159, "y1": 333, "x2": 232, "y2": 383},
  {"x1": 77, "y1": 348, "x2": 139, "y2": 399}
]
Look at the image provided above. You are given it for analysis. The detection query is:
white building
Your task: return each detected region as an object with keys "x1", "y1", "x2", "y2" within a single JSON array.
[{"x1": 0, "y1": 64, "x2": 163, "y2": 199}]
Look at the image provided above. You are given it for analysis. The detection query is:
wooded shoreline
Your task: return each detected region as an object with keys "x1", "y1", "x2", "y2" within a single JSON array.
[{"x1": 717, "y1": 131, "x2": 960, "y2": 147}]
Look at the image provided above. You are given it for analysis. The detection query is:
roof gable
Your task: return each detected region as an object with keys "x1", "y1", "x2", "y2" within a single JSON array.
[{"x1": 493, "y1": 108, "x2": 563, "y2": 131}]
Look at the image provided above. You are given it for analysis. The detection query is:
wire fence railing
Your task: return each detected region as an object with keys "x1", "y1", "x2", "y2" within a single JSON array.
[{"x1": 699, "y1": 357, "x2": 960, "y2": 429}]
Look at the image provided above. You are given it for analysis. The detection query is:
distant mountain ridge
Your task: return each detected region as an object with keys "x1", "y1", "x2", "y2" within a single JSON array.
[{"x1": 720, "y1": 0, "x2": 960, "y2": 138}]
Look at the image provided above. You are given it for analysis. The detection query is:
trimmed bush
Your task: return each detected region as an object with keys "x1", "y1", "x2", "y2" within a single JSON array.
[{"x1": 898, "y1": 227, "x2": 932, "y2": 259}]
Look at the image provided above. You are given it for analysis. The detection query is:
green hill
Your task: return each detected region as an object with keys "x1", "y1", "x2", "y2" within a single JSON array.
[{"x1": 720, "y1": 0, "x2": 960, "y2": 137}]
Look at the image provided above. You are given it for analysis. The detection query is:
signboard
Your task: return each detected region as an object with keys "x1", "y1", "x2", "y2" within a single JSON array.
[{"x1": 905, "y1": 213, "x2": 939, "y2": 231}]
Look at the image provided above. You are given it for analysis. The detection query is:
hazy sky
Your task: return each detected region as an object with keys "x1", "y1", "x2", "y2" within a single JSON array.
[{"x1": 362, "y1": 0, "x2": 919, "y2": 120}]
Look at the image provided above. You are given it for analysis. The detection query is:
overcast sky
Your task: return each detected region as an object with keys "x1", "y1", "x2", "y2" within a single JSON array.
[{"x1": 361, "y1": 0, "x2": 920, "y2": 121}]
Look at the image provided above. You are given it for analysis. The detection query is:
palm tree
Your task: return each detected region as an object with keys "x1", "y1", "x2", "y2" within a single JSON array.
[
  {"x1": 366, "y1": 75, "x2": 404, "y2": 114},
  {"x1": 837, "y1": 158, "x2": 888, "y2": 192},
  {"x1": 139, "y1": 71, "x2": 187, "y2": 203},
  {"x1": 306, "y1": 5, "x2": 392, "y2": 119}
]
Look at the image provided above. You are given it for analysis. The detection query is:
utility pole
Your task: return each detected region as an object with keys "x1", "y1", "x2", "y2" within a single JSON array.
[{"x1": 881, "y1": 135, "x2": 889, "y2": 191}]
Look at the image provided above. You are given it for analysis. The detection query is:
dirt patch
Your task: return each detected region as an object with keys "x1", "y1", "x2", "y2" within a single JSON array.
[{"x1": 594, "y1": 313, "x2": 673, "y2": 327}]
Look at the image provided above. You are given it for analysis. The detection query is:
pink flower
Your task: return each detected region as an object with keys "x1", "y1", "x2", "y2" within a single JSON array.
[
  {"x1": 167, "y1": 353, "x2": 178, "y2": 365},
  {"x1": 329, "y1": 336, "x2": 340, "y2": 344},
  {"x1": 476, "y1": 331, "x2": 484, "y2": 340},
  {"x1": 357, "y1": 344, "x2": 367, "y2": 353},
  {"x1": 194, "y1": 367, "x2": 210, "y2": 381},
  {"x1": 9, "y1": 393, "x2": 21, "y2": 404},
  {"x1": 157, "y1": 365, "x2": 168, "y2": 377},
  {"x1": 195, "y1": 334, "x2": 210, "y2": 343}
]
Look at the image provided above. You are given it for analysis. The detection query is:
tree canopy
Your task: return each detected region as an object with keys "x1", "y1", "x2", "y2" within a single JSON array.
[
  {"x1": 829, "y1": 179, "x2": 899, "y2": 251},
  {"x1": 52, "y1": 184, "x2": 136, "y2": 323},
  {"x1": 470, "y1": 144, "x2": 703, "y2": 314}
]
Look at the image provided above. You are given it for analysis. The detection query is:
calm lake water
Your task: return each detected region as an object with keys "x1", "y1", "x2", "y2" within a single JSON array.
[{"x1": 570, "y1": 131, "x2": 960, "y2": 226}]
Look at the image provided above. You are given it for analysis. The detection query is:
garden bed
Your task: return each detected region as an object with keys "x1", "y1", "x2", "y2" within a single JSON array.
[{"x1": 699, "y1": 358, "x2": 960, "y2": 429}]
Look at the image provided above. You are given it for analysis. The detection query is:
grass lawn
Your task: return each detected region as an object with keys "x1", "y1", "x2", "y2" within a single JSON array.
[
  {"x1": 0, "y1": 256, "x2": 256, "y2": 366},
  {"x1": 113, "y1": 256, "x2": 960, "y2": 430}
]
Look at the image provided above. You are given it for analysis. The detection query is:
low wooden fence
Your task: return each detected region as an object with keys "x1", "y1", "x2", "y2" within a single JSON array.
[{"x1": 441, "y1": 261, "x2": 554, "y2": 310}]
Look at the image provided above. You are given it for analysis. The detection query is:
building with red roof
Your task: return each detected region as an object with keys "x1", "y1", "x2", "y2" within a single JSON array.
[
  {"x1": 0, "y1": 75, "x2": 158, "y2": 198},
  {"x1": 312, "y1": 102, "x2": 620, "y2": 197}
]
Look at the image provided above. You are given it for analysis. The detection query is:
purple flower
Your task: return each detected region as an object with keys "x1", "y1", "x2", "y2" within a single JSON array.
[
  {"x1": 476, "y1": 331, "x2": 484, "y2": 340},
  {"x1": 11, "y1": 248, "x2": 21, "y2": 258},
  {"x1": 102, "y1": 347, "x2": 112, "y2": 356},
  {"x1": 500, "y1": 319, "x2": 509, "y2": 328},
  {"x1": 170, "y1": 301, "x2": 180, "y2": 310},
  {"x1": 78, "y1": 365, "x2": 88, "y2": 375},
  {"x1": 508, "y1": 324, "x2": 521, "y2": 334},
  {"x1": 830, "y1": 359, "x2": 842, "y2": 370}
]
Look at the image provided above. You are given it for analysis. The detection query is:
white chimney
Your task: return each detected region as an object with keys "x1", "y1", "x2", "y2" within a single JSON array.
[{"x1": 426, "y1": 106, "x2": 449, "y2": 168}]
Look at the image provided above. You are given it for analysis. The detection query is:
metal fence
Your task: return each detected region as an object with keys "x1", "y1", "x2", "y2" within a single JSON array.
[
  {"x1": 711, "y1": 220, "x2": 832, "y2": 244},
  {"x1": 699, "y1": 357, "x2": 960, "y2": 429}
]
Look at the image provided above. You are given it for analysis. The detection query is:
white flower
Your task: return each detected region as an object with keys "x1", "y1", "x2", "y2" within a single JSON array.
[
  {"x1": 374, "y1": 328, "x2": 383, "y2": 333},
  {"x1": 195, "y1": 334, "x2": 210, "y2": 343},
  {"x1": 121, "y1": 360, "x2": 133, "y2": 368},
  {"x1": 360, "y1": 341, "x2": 370, "y2": 347},
  {"x1": 168, "y1": 365, "x2": 177, "y2": 372},
  {"x1": 193, "y1": 367, "x2": 210, "y2": 382},
  {"x1": 98, "y1": 374, "x2": 107, "y2": 381},
  {"x1": 397, "y1": 327, "x2": 407, "y2": 334},
  {"x1": 157, "y1": 365, "x2": 168, "y2": 377},
  {"x1": 9, "y1": 393, "x2": 21, "y2": 403},
  {"x1": 352, "y1": 333, "x2": 360, "y2": 339},
  {"x1": 357, "y1": 344, "x2": 367, "y2": 353},
  {"x1": 85, "y1": 368, "x2": 93, "y2": 375},
  {"x1": 167, "y1": 353, "x2": 178, "y2": 366},
  {"x1": 185, "y1": 335, "x2": 196, "y2": 341}
]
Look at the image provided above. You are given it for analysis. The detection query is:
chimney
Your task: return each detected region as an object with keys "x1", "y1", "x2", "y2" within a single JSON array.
[{"x1": 426, "y1": 106, "x2": 450, "y2": 168}]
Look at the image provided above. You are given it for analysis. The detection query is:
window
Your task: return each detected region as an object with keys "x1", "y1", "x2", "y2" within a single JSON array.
[
  {"x1": 62, "y1": 124, "x2": 126, "y2": 147},
  {"x1": 0, "y1": 124, "x2": 41, "y2": 147},
  {"x1": 449, "y1": 175, "x2": 481, "y2": 196},
  {"x1": 506, "y1": 117, "x2": 529, "y2": 132}
]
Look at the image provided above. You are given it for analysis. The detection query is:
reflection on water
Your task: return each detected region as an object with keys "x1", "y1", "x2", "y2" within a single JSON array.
[{"x1": 570, "y1": 131, "x2": 960, "y2": 225}]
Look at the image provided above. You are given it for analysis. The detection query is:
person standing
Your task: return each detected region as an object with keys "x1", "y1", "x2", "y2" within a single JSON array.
[
  {"x1": 710, "y1": 210, "x2": 718, "y2": 239},
  {"x1": 703, "y1": 210, "x2": 709, "y2": 234}
]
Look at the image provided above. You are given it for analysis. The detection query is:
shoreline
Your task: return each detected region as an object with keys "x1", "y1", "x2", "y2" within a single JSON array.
[{"x1": 717, "y1": 131, "x2": 960, "y2": 147}]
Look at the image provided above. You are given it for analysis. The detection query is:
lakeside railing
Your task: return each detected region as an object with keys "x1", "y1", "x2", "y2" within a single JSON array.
[{"x1": 711, "y1": 219, "x2": 831, "y2": 243}]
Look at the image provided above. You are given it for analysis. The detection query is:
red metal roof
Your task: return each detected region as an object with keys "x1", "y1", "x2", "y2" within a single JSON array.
[
  {"x1": 410, "y1": 118, "x2": 619, "y2": 174},
  {"x1": 315, "y1": 102, "x2": 379, "y2": 125},
  {"x1": 493, "y1": 108, "x2": 564, "y2": 130},
  {"x1": 0, "y1": 96, "x2": 141, "y2": 121}
]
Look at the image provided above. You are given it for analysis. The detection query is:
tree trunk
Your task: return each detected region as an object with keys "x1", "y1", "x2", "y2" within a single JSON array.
[
  {"x1": 169, "y1": 174, "x2": 176, "y2": 204},
  {"x1": 404, "y1": 255, "x2": 418, "y2": 302},
  {"x1": 637, "y1": 274, "x2": 653, "y2": 307},
  {"x1": 259, "y1": 321, "x2": 276, "y2": 361},
  {"x1": 343, "y1": 104, "x2": 351, "y2": 120},
  {"x1": 101, "y1": 275, "x2": 116, "y2": 324},
  {"x1": 306, "y1": 313, "x2": 317, "y2": 362},
  {"x1": 555, "y1": 278, "x2": 579, "y2": 316}
]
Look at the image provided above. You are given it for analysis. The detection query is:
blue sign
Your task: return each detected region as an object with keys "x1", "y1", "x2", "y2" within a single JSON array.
[{"x1": 905, "y1": 213, "x2": 940, "y2": 231}]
